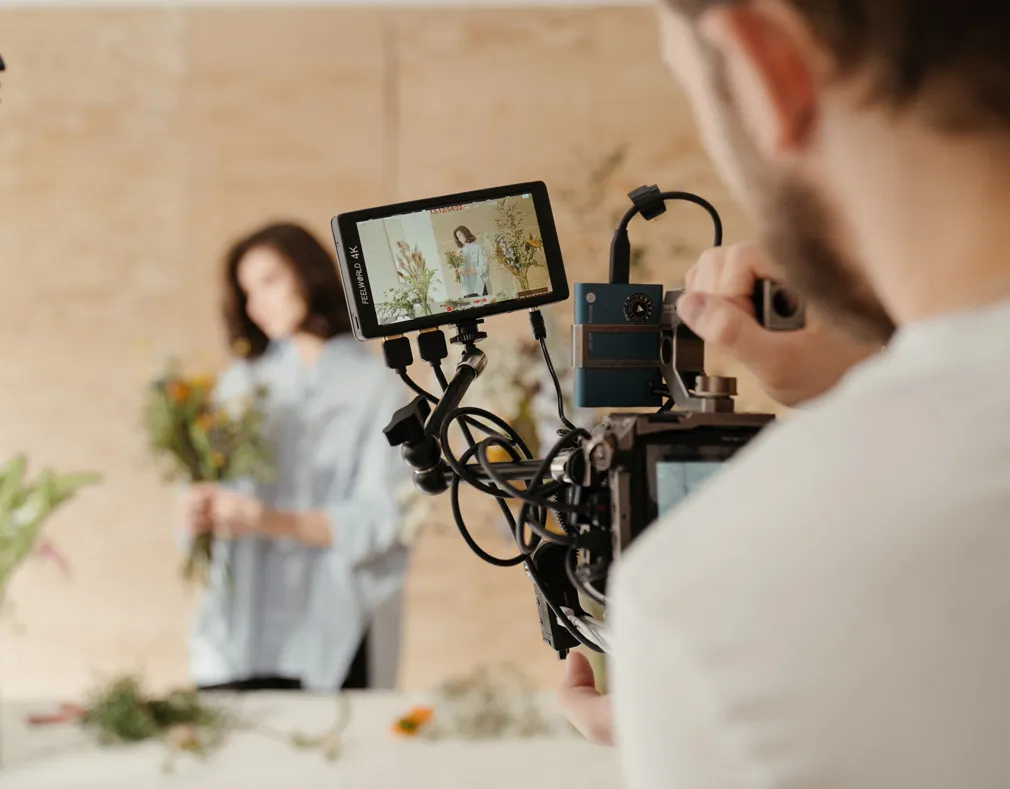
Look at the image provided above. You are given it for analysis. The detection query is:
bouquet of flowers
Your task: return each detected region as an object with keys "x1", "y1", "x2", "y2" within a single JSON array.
[
  {"x1": 444, "y1": 248, "x2": 466, "y2": 285},
  {"x1": 144, "y1": 364, "x2": 272, "y2": 582},
  {"x1": 0, "y1": 455, "x2": 99, "y2": 609}
]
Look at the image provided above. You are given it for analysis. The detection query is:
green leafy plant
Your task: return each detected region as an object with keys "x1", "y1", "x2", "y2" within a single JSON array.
[
  {"x1": 0, "y1": 455, "x2": 100, "y2": 609},
  {"x1": 143, "y1": 364, "x2": 273, "y2": 583},
  {"x1": 81, "y1": 677, "x2": 226, "y2": 750},
  {"x1": 491, "y1": 199, "x2": 546, "y2": 293},
  {"x1": 377, "y1": 283, "x2": 418, "y2": 322},
  {"x1": 29, "y1": 676, "x2": 351, "y2": 771}
]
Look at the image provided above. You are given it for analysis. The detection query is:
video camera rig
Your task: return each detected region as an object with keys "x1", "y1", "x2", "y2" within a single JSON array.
[{"x1": 379, "y1": 186, "x2": 803, "y2": 658}]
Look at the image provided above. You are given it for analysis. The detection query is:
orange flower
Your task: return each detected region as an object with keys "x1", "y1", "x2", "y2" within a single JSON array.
[
  {"x1": 196, "y1": 413, "x2": 214, "y2": 431},
  {"x1": 166, "y1": 381, "x2": 191, "y2": 403},
  {"x1": 391, "y1": 706, "x2": 433, "y2": 737}
]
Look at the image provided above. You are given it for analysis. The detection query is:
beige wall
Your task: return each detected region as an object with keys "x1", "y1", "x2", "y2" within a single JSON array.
[{"x1": 0, "y1": 5, "x2": 771, "y2": 701}]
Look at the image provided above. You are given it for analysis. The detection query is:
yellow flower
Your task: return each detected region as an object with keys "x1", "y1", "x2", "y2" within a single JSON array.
[
  {"x1": 166, "y1": 381, "x2": 191, "y2": 403},
  {"x1": 232, "y1": 339, "x2": 251, "y2": 358},
  {"x1": 391, "y1": 706, "x2": 433, "y2": 737},
  {"x1": 190, "y1": 374, "x2": 214, "y2": 391},
  {"x1": 209, "y1": 451, "x2": 225, "y2": 469}
]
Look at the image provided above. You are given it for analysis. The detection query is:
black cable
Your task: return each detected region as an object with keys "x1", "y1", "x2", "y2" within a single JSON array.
[
  {"x1": 610, "y1": 190, "x2": 723, "y2": 284},
  {"x1": 539, "y1": 339, "x2": 577, "y2": 433},
  {"x1": 440, "y1": 406, "x2": 538, "y2": 498},
  {"x1": 450, "y1": 442, "x2": 526, "y2": 568},
  {"x1": 412, "y1": 342, "x2": 604, "y2": 652},
  {"x1": 405, "y1": 367, "x2": 503, "y2": 438},
  {"x1": 477, "y1": 437, "x2": 585, "y2": 516},
  {"x1": 432, "y1": 363, "x2": 450, "y2": 391},
  {"x1": 525, "y1": 562, "x2": 604, "y2": 653},
  {"x1": 529, "y1": 309, "x2": 577, "y2": 434},
  {"x1": 514, "y1": 428, "x2": 589, "y2": 552},
  {"x1": 398, "y1": 371, "x2": 437, "y2": 404}
]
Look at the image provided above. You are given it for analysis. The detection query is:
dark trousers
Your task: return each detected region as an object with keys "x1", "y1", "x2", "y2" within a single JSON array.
[{"x1": 198, "y1": 634, "x2": 370, "y2": 692}]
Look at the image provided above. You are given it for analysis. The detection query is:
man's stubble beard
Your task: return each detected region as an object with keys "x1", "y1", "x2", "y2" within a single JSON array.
[{"x1": 705, "y1": 57, "x2": 897, "y2": 345}]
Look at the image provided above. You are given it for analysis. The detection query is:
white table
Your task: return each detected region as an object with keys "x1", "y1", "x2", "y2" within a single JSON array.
[{"x1": 0, "y1": 691, "x2": 622, "y2": 788}]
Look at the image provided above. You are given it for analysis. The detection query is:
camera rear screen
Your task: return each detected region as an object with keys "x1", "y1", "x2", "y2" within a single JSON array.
[
  {"x1": 356, "y1": 193, "x2": 554, "y2": 327},
  {"x1": 654, "y1": 461, "x2": 722, "y2": 518}
]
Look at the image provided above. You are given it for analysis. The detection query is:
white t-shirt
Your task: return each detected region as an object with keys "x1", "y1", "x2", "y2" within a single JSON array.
[{"x1": 610, "y1": 299, "x2": 1010, "y2": 788}]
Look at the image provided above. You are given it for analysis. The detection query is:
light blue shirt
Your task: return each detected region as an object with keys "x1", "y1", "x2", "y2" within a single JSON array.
[{"x1": 186, "y1": 336, "x2": 409, "y2": 691}]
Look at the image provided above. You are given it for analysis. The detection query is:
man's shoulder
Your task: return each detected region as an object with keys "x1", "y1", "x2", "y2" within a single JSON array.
[{"x1": 614, "y1": 357, "x2": 1007, "y2": 615}]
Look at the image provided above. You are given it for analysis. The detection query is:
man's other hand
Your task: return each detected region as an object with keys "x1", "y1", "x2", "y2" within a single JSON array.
[
  {"x1": 557, "y1": 652, "x2": 613, "y2": 746},
  {"x1": 677, "y1": 242, "x2": 881, "y2": 407}
]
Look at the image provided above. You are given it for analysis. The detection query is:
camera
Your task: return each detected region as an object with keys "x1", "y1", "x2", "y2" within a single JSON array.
[{"x1": 333, "y1": 181, "x2": 803, "y2": 659}]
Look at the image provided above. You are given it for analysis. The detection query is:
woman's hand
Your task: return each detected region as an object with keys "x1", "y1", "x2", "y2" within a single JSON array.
[
  {"x1": 206, "y1": 487, "x2": 265, "y2": 539},
  {"x1": 181, "y1": 483, "x2": 214, "y2": 536},
  {"x1": 677, "y1": 242, "x2": 882, "y2": 407},
  {"x1": 556, "y1": 652, "x2": 614, "y2": 746}
]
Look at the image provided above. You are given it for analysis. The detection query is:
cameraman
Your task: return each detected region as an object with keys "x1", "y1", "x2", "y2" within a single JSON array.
[{"x1": 559, "y1": 1, "x2": 1010, "y2": 786}]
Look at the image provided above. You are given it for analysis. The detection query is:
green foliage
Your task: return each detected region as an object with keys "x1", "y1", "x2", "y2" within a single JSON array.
[
  {"x1": 491, "y1": 199, "x2": 546, "y2": 293},
  {"x1": 377, "y1": 284, "x2": 419, "y2": 322},
  {"x1": 81, "y1": 676, "x2": 227, "y2": 758},
  {"x1": 0, "y1": 455, "x2": 100, "y2": 607}
]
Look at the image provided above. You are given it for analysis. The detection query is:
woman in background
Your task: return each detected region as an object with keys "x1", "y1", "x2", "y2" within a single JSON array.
[
  {"x1": 453, "y1": 225, "x2": 490, "y2": 298},
  {"x1": 182, "y1": 222, "x2": 408, "y2": 692}
]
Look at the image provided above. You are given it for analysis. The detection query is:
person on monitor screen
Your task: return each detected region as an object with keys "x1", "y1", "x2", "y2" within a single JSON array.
[
  {"x1": 453, "y1": 225, "x2": 490, "y2": 297},
  {"x1": 179, "y1": 222, "x2": 409, "y2": 693},
  {"x1": 557, "y1": 1, "x2": 1010, "y2": 787}
]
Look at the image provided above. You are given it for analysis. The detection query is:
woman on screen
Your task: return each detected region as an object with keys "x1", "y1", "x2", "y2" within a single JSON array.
[
  {"x1": 180, "y1": 222, "x2": 409, "y2": 692},
  {"x1": 453, "y1": 225, "x2": 490, "y2": 297}
]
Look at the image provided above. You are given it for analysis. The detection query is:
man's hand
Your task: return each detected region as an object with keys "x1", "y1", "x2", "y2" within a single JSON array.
[
  {"x1": 677, "y1": 243, "x2": 881, "y2": 407},
  {"x1": 557, "y1": 652, "x2": 613, "y2": 746}
]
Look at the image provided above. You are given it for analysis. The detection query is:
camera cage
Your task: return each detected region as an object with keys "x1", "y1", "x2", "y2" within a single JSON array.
[{"x1": 378, "y1": 186, "x2": 803, "y2": 658}]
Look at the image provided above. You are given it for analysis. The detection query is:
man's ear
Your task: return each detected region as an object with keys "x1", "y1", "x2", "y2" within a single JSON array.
[{"x1": 698, "y1": 2, "x2": 819, "y2": 158}]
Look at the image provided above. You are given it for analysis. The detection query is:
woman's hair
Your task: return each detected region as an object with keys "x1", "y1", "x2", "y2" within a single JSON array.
[
  {"x1": 453, "y1": 225, "x2": 477, "y2": 248},
  {"x1": 223, "y1": 222, "x2": 351, "y2": 360}
]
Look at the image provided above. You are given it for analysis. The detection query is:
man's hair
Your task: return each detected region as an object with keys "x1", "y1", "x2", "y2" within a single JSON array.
[
  {"x1": 671, "y1": 1, "x2": 1010, "y2": 133},
  {"x1": 223, "y1": 222, "x2": 352, "y2": 360}
]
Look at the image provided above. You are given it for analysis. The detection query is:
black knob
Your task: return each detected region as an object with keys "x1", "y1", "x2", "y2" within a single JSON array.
[
  {"x1": 414, "y1": 463, "x2": 450, "y2": 495},
  {"x1": 403, "y1": 437, "x2": 441, "y2": 470},
  {"x1": 383, "y1": 396, "x2": 431, "y2": 448}
]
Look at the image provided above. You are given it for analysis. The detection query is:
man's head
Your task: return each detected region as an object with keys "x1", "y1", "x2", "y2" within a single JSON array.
[{"x1": 658, "y1": 1, "x2": 1010, "y2": 343}]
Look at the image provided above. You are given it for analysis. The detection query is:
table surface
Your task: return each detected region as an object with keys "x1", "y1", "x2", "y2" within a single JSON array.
[{"x1": 0, "y1": 691, "x2": 622, "y2": 789}]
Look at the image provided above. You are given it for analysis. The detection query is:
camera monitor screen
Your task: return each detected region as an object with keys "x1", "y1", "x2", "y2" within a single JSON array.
[
  {"x1": 646, "y1": 436, "x2": 748, "y2": 526},
  {"x1": 332, "y1": 182, "x2": 568, "y2": 340}
]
